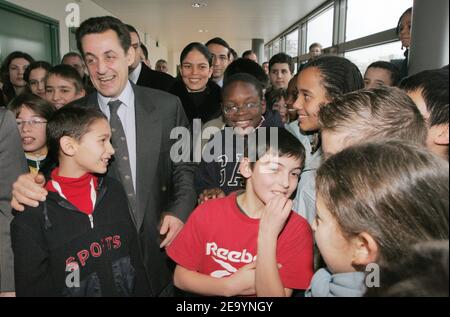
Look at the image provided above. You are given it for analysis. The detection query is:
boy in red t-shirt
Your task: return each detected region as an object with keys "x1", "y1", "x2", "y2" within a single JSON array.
[{"x1": 167, "y1": 128, "x2": 313, "y2": 297}]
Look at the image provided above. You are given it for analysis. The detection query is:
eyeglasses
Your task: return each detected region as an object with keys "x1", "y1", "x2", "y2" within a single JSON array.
[
  {"x1": 16, "y1": 119, "x2": 47, "y2": 127},
  {"x1": 223, "y1": 102, "x2": 261, "y2": 114}
]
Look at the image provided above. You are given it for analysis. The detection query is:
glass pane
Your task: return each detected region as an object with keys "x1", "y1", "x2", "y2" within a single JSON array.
[
  {"x1": 286, "y1": 29, "x2": 299, "y2": 57},
  {"x1": 272, "y1": 40, "x2": 281, "y2": 56},
  {"x1": 0, "y1": 8, "x2": 54, "y2": 63},
  {"x1": 264, "y1": 47, "x2": 269, "y2": 62},
  {"x1": 344, "y1": 41, "x2": 406, "y2": 75},
  {"x1": 307, "y1": 7, "x2": 334, "y2": 50},
  {"x1": 346, "y1": 0, "x2": 413, "y2": 41}
]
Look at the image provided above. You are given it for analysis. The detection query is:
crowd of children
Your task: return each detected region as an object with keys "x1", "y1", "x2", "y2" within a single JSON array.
[{"x1": 0, "y1": 7, "x2": 448, "y2": 297}]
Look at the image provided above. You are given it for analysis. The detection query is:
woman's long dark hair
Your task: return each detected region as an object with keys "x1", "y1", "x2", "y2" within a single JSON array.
[
  {"x1": 302, "y1": 55, "x2": 364, "y2": 101},
  {"x1": 0, "y1": 51, "x2": 34, "y2": 104},
  {"x1": 180, "y1": 42, "x2": 212, "y2": 66}
]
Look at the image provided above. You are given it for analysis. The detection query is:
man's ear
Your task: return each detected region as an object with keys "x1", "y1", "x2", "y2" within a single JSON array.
[
  {"x1": 60, "y1": 136, "x2": 78, "y2": 157},
  {"x1": 351, "y1": 232, "x2": 378, "y2": 267},
  {"x1": 239, "y1": 158, "x2": 253, "y2": 179},
  {"x1": 77, "y1": 88, "x2": 86, "y2": 99},
  {"x1": 126, "y1": 46, "x2": 136, "y2": 68},
  {"x1": 434, "y1": 124, "x2": 449, "y2": 145}
]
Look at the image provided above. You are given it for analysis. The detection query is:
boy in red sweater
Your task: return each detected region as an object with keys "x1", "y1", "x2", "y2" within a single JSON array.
[{"x1": 11, "y1": 105, "x2": 150, "y2": 297}]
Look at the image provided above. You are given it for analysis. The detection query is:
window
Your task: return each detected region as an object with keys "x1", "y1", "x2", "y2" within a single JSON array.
[
  {"x1": 286, "y1": 29, "x2": 299, "y2": 57},
  {"x1": 346, "y1": 0, "x2": 413, "y2": 41},
  {"x1": 344, "y1": 41, "x2": 406, "y2": 74},
  {"x1": 306, "y1": 6, "x2": 334, "y2": 50},
  {"x1": 0, "y1": 1, "x2": 60, "y2": 64},
  {"x1": 265, "y1": 0, "x2": 410, "y2": 72},
  {"x1": 69, "y1": 27, "x2": 79, "y2": 53},
  {"x1": 272, "y1": 40, "x2": 281, "y2": 56}
]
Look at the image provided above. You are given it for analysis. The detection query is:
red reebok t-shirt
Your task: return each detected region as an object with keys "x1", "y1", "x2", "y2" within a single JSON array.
[{"x1": 167, "y1": 192, "x2": 314, "y2": 290}]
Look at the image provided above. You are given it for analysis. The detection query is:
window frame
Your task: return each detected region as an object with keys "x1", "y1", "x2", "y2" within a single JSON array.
[{"x1": 264, "y1": 0, "x2": 406, "y2": 70}]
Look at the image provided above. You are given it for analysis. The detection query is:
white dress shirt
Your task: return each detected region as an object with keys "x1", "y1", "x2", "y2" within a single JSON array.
[
  {"x1": 128, "y1": 62, "x2": 142, "y2": 84},
  {"x1": 98, "y1": 81, "x2": 137, "y2": 191}
]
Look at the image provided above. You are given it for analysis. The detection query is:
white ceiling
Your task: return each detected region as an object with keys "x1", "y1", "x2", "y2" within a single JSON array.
[{"x1": 92, "y1": 0, "x2": 327, "y2": 55}]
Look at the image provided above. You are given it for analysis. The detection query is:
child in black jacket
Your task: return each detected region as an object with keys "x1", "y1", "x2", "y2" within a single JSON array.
[{"x1": 11, "y1": 105, "x2": 150, "y2": 297}]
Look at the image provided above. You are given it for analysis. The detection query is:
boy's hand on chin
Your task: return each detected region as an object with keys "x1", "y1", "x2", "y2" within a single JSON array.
[{"x1": 259, "y1": 195, "x2": 293, "y2": 239}]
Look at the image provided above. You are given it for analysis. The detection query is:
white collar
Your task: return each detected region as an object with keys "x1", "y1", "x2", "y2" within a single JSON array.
[
  {"x1": 129, "y1": 62, "x2": 142, "y2": 84},
  {"x1": 213, "y1": 77, "x2": 224, "y2": 87},
  {"x1": 98, "y1": 81, "x2": 134, "y2": 112}
]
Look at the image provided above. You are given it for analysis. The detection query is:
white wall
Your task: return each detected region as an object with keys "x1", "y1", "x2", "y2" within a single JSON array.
[
  {"x1": 141, "y1": 33, "x2": 168, "y2": 73},
  {"x1": 5, "y1": 0, "x2": 168, "y2": 67},
  {"x1": 168, "y1": 49, "x2": 180, "y2": 79}
]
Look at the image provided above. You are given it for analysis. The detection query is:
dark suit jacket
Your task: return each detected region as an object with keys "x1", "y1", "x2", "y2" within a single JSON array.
[
  {"x1": 136, "y1": 62, "x2": 176, "y2": 92},
  {"x1": 72, "y1": 83, "x2": 197, "y2": 296},
  {"x1": 0, "y1": 109, "x2": 27, "y2": 292}
]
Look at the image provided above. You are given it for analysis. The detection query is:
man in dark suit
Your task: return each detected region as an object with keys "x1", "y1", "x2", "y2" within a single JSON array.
[
  {"x1": 0, "y1": 108, "x2": 27, "y2": 296},
  {"x1": 11, "y1": 16, "x2": 196, "y2": 297},
  {"x1": 126, "y1": 24, "x2": 175, "y2": 92}
]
